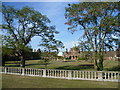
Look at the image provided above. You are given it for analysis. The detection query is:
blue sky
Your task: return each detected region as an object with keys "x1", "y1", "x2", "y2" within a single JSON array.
[{"x1": 3, "y1": 2, "x2": 84, "y2": 51}]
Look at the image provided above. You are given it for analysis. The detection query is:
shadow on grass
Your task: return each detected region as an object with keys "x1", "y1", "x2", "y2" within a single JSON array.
[
  {"x1": 5, "y1": 64, "x2": 20, "y2": 67},
  {"x1": 25, "y1": 63, "x2": 51, "y2": 66},
  {"x1": 62, "y1": 60, "x2": 76, "y2": 62},
  {"x1": 5, "y1": 62, "x2": 20, "y2": 64},
  {"x1": 106, "y1": 65, "x2": 120, "y2": 71},
  {"x1": 55, "y1": 64, "x2": 94, "y2": 70},
  {"x1": 5, "y1": 63, "x2": 51, "y2": 67}
]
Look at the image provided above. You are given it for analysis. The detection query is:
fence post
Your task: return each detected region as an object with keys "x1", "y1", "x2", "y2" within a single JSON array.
[
  {"x1": 98, "y1": 71, "x2": 103, "y2": 81},
  {"x1": 68, "y1": 70, "x2": 72, "y2": 79},
  {"x1": 43, "y1": 69, "x2": 46, "y2": 77},
  {"x1": 5, "y1": 67, "x2": 7, "y2": 74},
  {"x1": 22, "y1": 68, "x2": 25, "y2": 75},
  {"x1": 0, "y1": 67, "x2": 1, "y2": 73}
]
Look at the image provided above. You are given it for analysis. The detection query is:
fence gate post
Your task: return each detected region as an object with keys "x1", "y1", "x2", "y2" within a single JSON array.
[
  {"x1": 43, "y1": 69, "x2": 46, "y2": 77},
  {"x1": 68, "y1": 70, "x2": 72, "y2": 79},
  {"x1": 98, "y1": 71, "x2": 103, "y2": 81},
  {"x1": 22, "y1": 68, "x2": 25, "y2": 75}
]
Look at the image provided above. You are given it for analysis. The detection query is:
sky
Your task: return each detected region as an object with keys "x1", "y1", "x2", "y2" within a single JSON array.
[{"x1": 3, "y1": 2, "x2": 84, "y2": 51}]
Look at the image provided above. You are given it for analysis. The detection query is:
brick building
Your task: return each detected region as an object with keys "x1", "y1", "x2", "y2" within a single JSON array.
[
  {"x1": 64, "y1": 47, "x2": 80, "y2": 60},
  {"x1": 64, "y1": 47, "x2": 119, "y2": 60}
]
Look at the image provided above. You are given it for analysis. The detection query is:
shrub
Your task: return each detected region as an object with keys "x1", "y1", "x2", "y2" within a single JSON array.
[{"x1": 78, "y1": 57, "x2": 86, "y2": 60}]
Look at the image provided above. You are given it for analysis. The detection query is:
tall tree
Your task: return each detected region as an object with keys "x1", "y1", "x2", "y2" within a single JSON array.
[
  {"x1": 65, "y1": 2, "x2": 119, "y2": 70},
  {"x1": 39, "y1": 37, "x2": 64, "y2": 52},
  {"x1": 2, "y1": 35, "x2": 32, "y2": 66},
  {"x1": 2, "y1": 5, "x2": 60, "y2": 67},
  {"x1": 39, "y1": 37, "x2": 64, "y2": 60},
  {"x1": 78, "y1": 40, "x2": 92, "y2": 61}
]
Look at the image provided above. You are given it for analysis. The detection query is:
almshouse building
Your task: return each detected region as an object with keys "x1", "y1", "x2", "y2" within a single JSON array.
[
  {"x1": 64, "y1": 47, "x2": 80, "y2": 60},
  {"x1": 64, "y1": 47, "x2": 120, "y2": 60}
]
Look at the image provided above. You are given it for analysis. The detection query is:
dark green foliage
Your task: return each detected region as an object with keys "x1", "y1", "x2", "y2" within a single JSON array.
[
  {"x1": 2, "y1": 46, "x2": 33, "y2": 61},
  {"x1": 30, "y1": 52, "x2": 41, "y2": 60},
  {"x1": 65, "y1": 57, "x2": 70, "y2": 60},
  {"x1": 77, "y1": 57, "x2": 86, "y2": 60},
  {"x1": 78, "y1": 52, "x2": 91, "y2": 61},
  {"x1": 57, "y1": 56, "x2": 64, "y2": 59},
  {"x1": 107, "y1": 65, "x2": 120, "y2": 71}
]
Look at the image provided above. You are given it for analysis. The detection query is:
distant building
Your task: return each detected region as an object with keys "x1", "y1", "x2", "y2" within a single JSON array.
[
  {"x1": 104, "y1": 51, "x2": 119, "y2": 60},
  {"x1": 64, "y1": 47, "x2": 80, "y2": 60},
  {"x1": 64, "y1": 47, "x2": 119, "y2": 60}
]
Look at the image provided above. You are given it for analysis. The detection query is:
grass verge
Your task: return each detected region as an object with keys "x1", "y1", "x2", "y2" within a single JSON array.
[{"x1": 2, "y1": 74, "x2": 119, "y2": 88}]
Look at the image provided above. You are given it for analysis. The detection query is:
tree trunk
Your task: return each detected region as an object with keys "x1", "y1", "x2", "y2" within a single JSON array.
[
  {"x1": 93, "y1": 51, "x2": 98, "y2": 70},
  {"x1": 93, "y1": 51, "x2": 104, "y2": 71},
  {"x1": 96, "y1": 53, "x2": 104, "y2": 71},
  {"x1": 98, "y1": 60, "x2": 103, "y2": 71},
  {"x1": 2, "y1": 60, "x2": 5, "y2": 66},
  {"x1": 94, "y1": 59, "x2": 97, "y2": 70},
  {"x1": 20, "y1": 56, "x2": 25, "y2": 67},
  {"x1": 99, "y1": 53, "x2": 104, "y2": 71},
  {"x1": 2, "y1": 56, "x2": 6, "y2": 66}
]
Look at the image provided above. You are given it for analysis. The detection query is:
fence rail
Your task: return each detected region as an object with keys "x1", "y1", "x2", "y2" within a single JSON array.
[{"x1": 0, "y1": 67, "x2": 119, "y2": 82}]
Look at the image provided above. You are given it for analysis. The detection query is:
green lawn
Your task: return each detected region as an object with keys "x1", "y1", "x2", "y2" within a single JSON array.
[
  {"x1": 2, "y1": 74, "x2": 119, "y2": 88},
  {"x1": 5, "y1": 59, "x2": 119, "y2": 71}
]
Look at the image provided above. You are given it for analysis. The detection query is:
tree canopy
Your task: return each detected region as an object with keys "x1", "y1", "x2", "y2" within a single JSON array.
[
  {"x1": 65, "y1": 2, "x2": 119, "y2": 70},
  {"x1": 2, "y1": 5, "x2": 62, "y2": 67}
]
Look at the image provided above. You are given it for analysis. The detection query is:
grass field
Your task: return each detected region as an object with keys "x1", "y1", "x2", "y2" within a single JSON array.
[
  {"x1": 3, "y1": 60, "x2": 119, "y2": 88},
  {"x1": 2, "y1": 74, "x2": 119, "y2": 88},
  {"x1": 5, "y1": 59, "x2": 119, "y2": 71}
]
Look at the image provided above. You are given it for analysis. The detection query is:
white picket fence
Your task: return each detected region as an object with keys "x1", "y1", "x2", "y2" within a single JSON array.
[{"x1": 0, "y1": 67, "x2": 120, "y2": 82}]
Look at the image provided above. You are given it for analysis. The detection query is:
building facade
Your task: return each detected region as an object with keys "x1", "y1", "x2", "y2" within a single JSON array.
[
  {"x1": 64, "y1": 47, "x2": 80, "y2": 60},
  {"x1": 64, "y1": 47, "x2": 119, "y2": 60}
]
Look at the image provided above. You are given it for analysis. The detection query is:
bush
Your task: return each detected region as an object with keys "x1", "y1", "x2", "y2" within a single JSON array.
[
  {"x1": 78, "y1": 57, "x2": 86, "y2": 60},
  {"x1": 57, "y1": 56, "x2": 64, "y2": 59},
  {"x1": 65, "y1": 57, "x2": 70, "y2": 60},
  {"x1": 107, "y1": 65, "x2": 120, "y2": 71}
]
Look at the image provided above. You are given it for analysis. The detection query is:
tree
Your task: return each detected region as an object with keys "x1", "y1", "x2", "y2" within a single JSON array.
[
  {"x1": 65, "y1": 2, "x2": 119, "y2": 70},
  {"x1": 39, "y1": 37, "x2": 64, "y2": 61},
  {"x1": 39, "y1": 51, "x2": 51, "y2": 69},
  {"x1": 2, "y1": 35, "x2": 32, "y2": 66},
  {"x1": 2, "y1": 35, "x2": 17, "y2": 66},
  {"x1": 78, "y1": 40, "x2": 93, "y2": 61},
  {"x1": 2, "y1": 5, "x2": 60, "y2": 67},
  {"x1": 39, "y1": 37, "x2": 64, "y2": 52}
]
